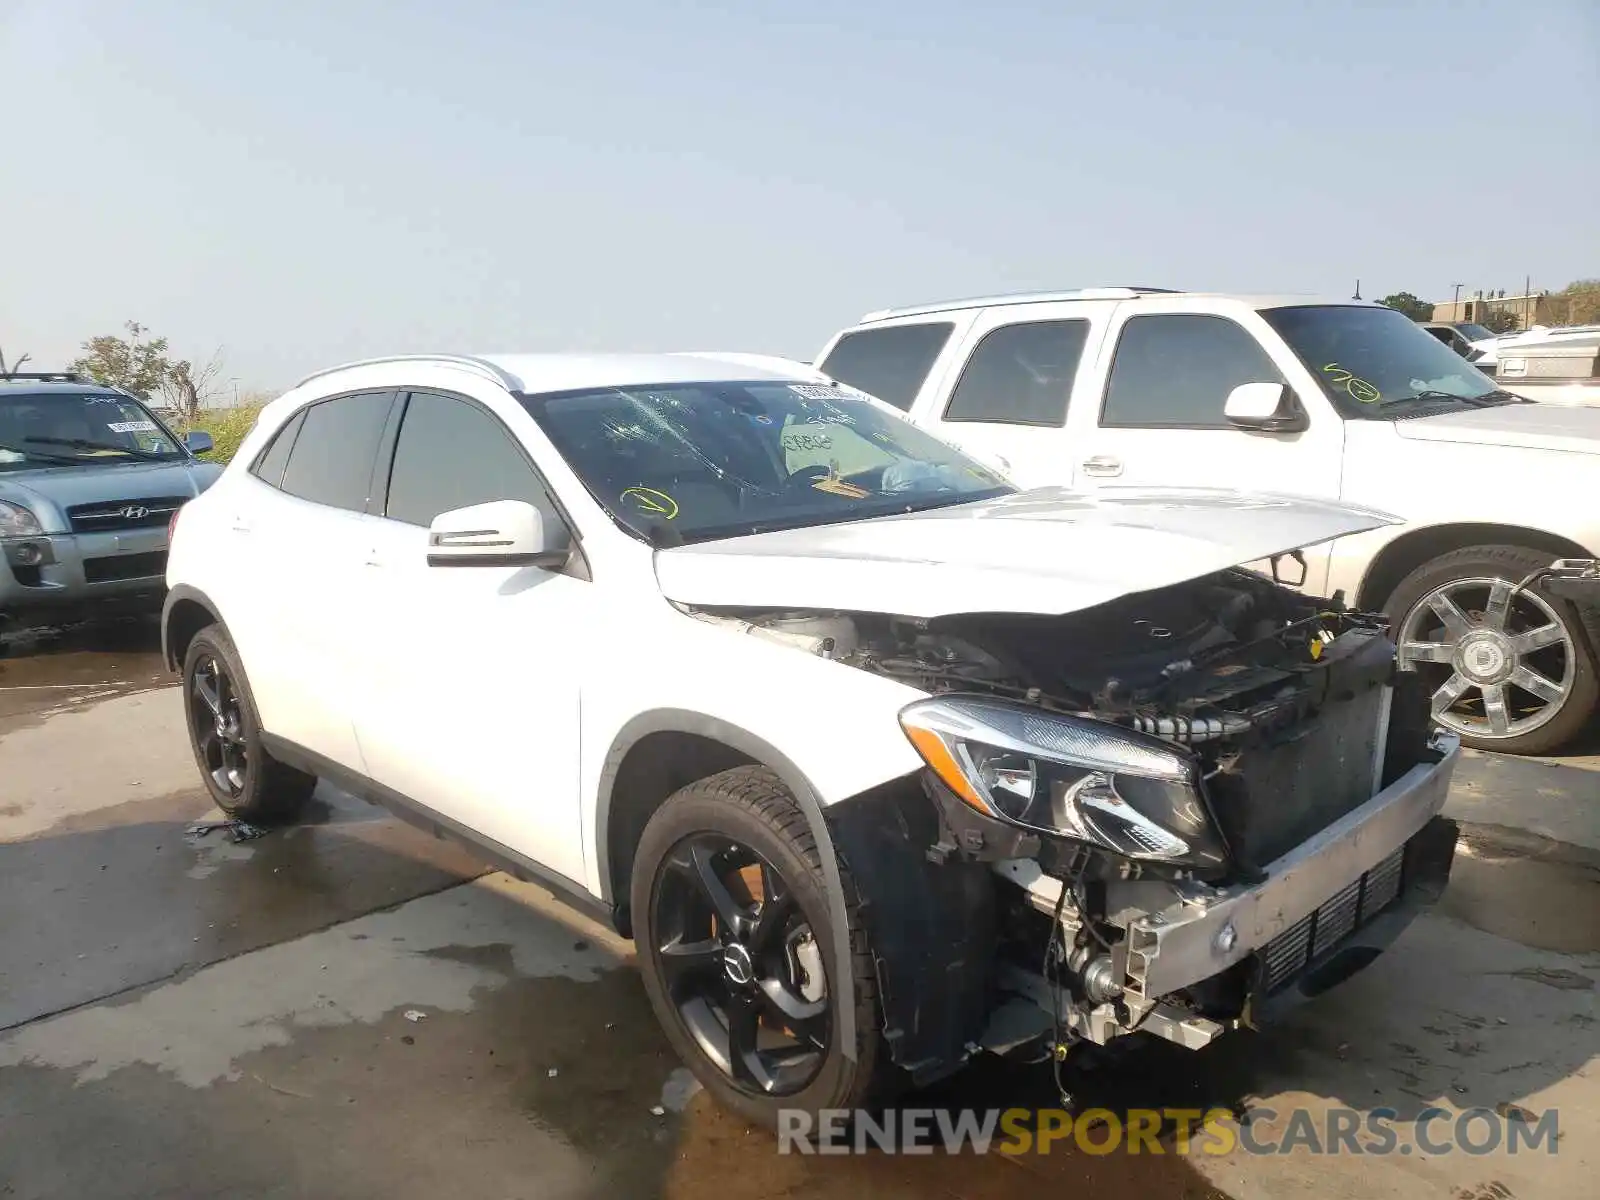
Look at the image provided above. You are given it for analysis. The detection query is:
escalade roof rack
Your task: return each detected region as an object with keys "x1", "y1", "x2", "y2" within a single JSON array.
[
  {"x1": 858, "y1": 286, "x2": 1180, "y2": 323},
  {"x1": 291, "y1": 354, "x2": 521, "y2": 392}
]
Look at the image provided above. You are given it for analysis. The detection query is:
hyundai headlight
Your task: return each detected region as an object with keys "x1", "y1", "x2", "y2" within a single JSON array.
[
  {"x1": 900, "y1": 696, "x2": 1228, "y2": 872},
  {"x1": 0, "y1": 500, "x2": 44, "y2": 538}
]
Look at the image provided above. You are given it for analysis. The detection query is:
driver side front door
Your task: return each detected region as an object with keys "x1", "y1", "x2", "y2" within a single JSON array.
[{"x1": 350, "y1": 389, "x2": 591, "y2": 886}]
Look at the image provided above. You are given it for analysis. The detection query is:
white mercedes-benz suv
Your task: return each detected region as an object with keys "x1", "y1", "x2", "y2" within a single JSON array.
[{"x1": 163, "y1": 352, "x2": 1460, "y2": 1128}]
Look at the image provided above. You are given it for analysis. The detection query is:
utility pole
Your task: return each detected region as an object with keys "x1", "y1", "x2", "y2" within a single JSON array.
[
  {"x1": 1452, "y1": 282, "x2": 1465, "y2": 307},
  {"x1": 1524, "y1": 274, "x2": 1532, "y2": 330},
  {"x1": 1352, "y1": 279, "x2": 1362, "y2": 300}
]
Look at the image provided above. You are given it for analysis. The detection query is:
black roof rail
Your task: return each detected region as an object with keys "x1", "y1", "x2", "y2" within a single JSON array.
[{"x1": 0, "y1": 371, "x2": 95, "y2": 384}]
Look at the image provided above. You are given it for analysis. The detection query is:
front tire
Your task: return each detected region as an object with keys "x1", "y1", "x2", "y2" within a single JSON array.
[
  {"x1": 182, "y1": 624, "x2": 317, "y2": 823},
  {"x1": 1385, "y1": 544, "x2": 1599, "y2": 754},
  {"x1": 630, "y1": 766, "x2": 890, "y2": 1130}
]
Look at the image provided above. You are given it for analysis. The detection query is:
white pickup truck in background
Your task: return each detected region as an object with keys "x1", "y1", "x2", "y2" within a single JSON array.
[{"x1": 815, "y1": 288, "x2": 1600, "y2": 755}]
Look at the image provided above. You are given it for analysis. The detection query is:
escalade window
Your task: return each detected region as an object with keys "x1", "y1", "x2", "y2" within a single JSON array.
[
  {"x1": 943, "y1": 320, "x2": 1088, "y2": 426},
  {"x1": 277, "y1": 391, "x2": 393, "y2": 512},
  {"x1": 1262, "y1": 304, "x2": 1514, "y2": 418},
  {"x1": 524, "y1": 379, "x2": 1011, "y2": 543},
  {"x1": 1102, "y1": 314, "x2": 1285, "y2": 428},
  {"x1": 383, "y1": 391, "x2": 557, "y2": 527},
  {"x1": 818, "y1": 323, "x2": 953, "y2": 411}
]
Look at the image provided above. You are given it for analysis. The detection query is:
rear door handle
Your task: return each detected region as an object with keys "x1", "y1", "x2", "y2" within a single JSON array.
[
  {"x1": 1081, "y1": 455, "x2": 1123, "y2": 478},
  {"x1": 231, "y1": 517, "x2": 252, "y2": 534}
]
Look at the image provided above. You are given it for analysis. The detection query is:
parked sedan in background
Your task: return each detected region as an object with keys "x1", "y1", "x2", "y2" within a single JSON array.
[{"x1": 1, "y1": 372, "x2": 219, "y2": 634}]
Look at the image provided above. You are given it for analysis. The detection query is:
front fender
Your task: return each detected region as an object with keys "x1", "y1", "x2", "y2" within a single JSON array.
[{"x1": 594, "y1": 709, "x2": 871, "y2": 1054}]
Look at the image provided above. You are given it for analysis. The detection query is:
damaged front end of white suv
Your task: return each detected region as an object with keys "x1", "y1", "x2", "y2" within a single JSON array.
[{"x1": 665, "y1": 491, "x2": 1460, "y2": 1082}]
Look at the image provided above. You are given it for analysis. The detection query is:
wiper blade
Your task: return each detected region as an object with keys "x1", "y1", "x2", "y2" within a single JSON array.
[
  {"x1": 24, "y1": 435, "x2": 167, "y2": 461},
  {"x1": 1375, "y1": 390, "x2": 1503, "y2": 411},
  {"x1": 0, "y1": 440, "x2": 83, "y2": 464}
]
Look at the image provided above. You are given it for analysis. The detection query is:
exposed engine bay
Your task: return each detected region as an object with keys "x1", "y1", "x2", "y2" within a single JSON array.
[
  {"x1": 683, "y1": 566, "x2": 1430, "y2": 815},
  {"x1": 683, "y1": 565, "x2": 1454, "y2": 1069}
]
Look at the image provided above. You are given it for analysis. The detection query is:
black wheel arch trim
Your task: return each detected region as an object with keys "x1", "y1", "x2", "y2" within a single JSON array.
[
  {"x1": 595, "y1": 709, "x2": 864, "y2": 1058},
  {"x1": 161, "y1": 583, "x2": 226, "y2": 671}
]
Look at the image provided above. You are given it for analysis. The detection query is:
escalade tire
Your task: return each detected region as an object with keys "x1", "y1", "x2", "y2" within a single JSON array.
[
  {"x1": 1384, "y1": 544, "x2": 1599, "y2": 755},
  {"x1": 181, "y1": 624, "x2": 317, "y2": 823},
  {"x1": 630, "y1": 766, "x2": 891, "y2": 1131}
]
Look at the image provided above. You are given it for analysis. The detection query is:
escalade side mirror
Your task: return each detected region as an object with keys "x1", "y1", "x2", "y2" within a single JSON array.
[
  {"x1": 1223, "y1": 382, "x2": 1308, "y2": 433},
  {"x1": 426, "y1": 500, "x2": 569, "y2": 570}
]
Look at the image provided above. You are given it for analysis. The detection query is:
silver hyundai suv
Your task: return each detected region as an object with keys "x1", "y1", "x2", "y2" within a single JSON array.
[{"x1": 1, "y1": 372, "x2": 222, "y2": 633}]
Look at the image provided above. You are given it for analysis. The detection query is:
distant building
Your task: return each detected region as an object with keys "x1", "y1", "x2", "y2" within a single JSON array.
[{"x1": 1432, "y1": 291, "x2": 1555, "y2": 331}]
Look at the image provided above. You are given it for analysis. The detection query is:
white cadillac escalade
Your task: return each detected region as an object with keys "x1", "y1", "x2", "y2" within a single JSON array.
[{"x1": 818, "y1": 289, "x2": 1600, "y2": 755}]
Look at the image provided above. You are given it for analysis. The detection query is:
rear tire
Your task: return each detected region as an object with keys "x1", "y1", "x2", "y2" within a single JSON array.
[
  {"x1": 1384, "y1": 544, "x2": 1599, "y2": 755},
  {"x1": 181, "y1": 623, "x2": 316, "y2": 823},
  {"x1": 630, "y1": 766, "x2": 892, "y2": 1130}
]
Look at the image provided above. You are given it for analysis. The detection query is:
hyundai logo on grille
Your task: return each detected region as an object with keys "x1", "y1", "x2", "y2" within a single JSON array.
[{"x1": 119, "y1": 505, "x2": 150, "y2": 520}]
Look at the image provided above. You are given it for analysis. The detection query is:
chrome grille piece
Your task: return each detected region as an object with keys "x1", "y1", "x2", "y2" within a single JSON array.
[
  {"x1": 1263, "y1": 848, "x2": 1405, "y2": 992},
  {"x1": 66, "y1": 496, "x2": 186, "y2": 533}
]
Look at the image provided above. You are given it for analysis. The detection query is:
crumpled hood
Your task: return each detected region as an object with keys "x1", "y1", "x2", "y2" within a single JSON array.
[
  {"x1": 1393, "y1": 403, "x2": 1600, "y2": 454},
  {"x1": 0, "y1": 459, "x2": 222, "y2": 532},
  {"x1": 653, "y1": 487, "x2": 1399, "y2": 619}
]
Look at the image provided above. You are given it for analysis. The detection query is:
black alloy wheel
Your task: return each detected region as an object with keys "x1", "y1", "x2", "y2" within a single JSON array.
[
  {"x1": 189, "y1": 651, "x2": 249, "y2": 798},
  {"x1": 651, "y1": 833, "x2": 829, "y2": 1097},
  {"x1": 180, "y1": 623, "x2": 316, "y2": 822}
]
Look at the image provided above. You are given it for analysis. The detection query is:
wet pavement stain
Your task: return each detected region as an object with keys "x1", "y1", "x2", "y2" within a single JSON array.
[
  {"x1": 0, "y1": 788, "x2": 487, "y2": 1031},
  {"x1": 0, "y1": 962, "x2": 1238, "y2": 1200},
  {"x1": 421, "y1": 941, "x2": 521, "y2": 976},
  {"x1": 1441, "y1": 823, "x2": 1600, "y2": 955},
  {"x1": 0, "y1": 617, "x2": 169, "y2": 727}
]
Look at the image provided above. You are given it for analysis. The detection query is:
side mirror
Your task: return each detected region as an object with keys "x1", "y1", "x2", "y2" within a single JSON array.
[
  {"x1": 184, "y1": 430, "x2": 215, "y2": 455},
  {"x1": 426, "y1": 500, "x2": 569, "y2": 569},
  {"x1": 1223, "y1": 382, "x2": 1307, "y2": 433}
]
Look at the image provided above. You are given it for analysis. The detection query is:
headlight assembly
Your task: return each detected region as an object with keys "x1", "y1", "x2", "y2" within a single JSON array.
[
  {"x1": 900, "y1": 696, "x2": 1228, "y2": 872},
  {"x1": 0, "y1": 500, "x2": 44, "y2": 538}
]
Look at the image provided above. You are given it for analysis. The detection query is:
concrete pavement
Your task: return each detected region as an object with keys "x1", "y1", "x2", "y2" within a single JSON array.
[{"x1": 1, "y1": 622, "x2": 1595, "y2": 1199}]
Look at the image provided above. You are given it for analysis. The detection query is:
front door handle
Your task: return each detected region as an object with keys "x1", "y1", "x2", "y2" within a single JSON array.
[{"x1": 1081, "y1": 455, "x2": 1123, "y2": 478}]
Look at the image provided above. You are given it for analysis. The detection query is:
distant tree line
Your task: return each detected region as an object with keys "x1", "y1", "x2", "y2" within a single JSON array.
[{"x1": 1379, "y1": 279, "x2": 1600, "y2": 333}]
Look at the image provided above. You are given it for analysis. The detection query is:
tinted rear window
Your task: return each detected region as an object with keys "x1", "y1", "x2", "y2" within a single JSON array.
[
  {"x1": 279, "y1": 392, "x2": 393, "y2": 512},
  {"x1": 818, "y1": 323, "x2": 953, "y2": 411}
]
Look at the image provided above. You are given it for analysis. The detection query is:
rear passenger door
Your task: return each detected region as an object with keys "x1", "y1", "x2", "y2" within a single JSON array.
[
  {"x1": 916, "y1": 304, "x2": 1115, "y2": 487},
  {"x1": 231, "y1": 390, "x2": 397, "y2": 771}
]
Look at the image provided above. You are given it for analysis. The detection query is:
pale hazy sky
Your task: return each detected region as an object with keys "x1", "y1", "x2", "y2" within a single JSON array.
[{"x1": 2, "y1": 0, "x2": 1596, "y2": 392}]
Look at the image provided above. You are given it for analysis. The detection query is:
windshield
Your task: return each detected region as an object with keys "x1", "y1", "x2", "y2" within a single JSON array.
[
  {"x1": 1456, "y1": 323, "x2": 1495, "y2": 342},
  {"x1": 1260, "y1": 305, "x2": 1513, "y2": 419},
  {"x1": 522, "y1": 379, "x2": 1013, "y2": 543},
  {"x1": 0, "y1": 391, "x2": 184, "y2": 471}
]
